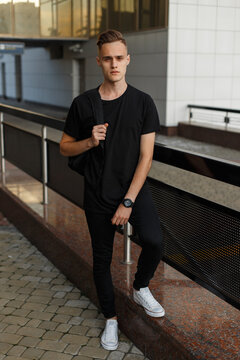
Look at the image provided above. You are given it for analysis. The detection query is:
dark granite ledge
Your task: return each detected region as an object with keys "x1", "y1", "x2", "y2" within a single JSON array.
[{"x1": 0, "y1": 185, "x2": 239, "y2": 360}]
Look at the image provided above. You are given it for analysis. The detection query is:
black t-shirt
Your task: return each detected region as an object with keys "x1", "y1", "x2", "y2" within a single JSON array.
[{"x1": 63, "y1": 84, "x2": 160, "y2": 214}]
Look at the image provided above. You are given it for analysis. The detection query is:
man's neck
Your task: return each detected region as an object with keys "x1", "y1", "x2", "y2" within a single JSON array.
[{"x1": 99, "y1": 80, "x2": 128, "y2": 100}]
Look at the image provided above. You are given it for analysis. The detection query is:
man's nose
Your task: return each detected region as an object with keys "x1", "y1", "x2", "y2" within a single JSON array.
[{"x1": 111, "y1": 59, "x2": 117, "y2": 68}]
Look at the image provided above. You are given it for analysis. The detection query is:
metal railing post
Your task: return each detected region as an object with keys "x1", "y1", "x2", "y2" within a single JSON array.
[
  {"x1": 41, "y1": 125, "x2": 48, "y2": 204},
  {"x1": 122, "y1": 222, "x2": 133, "y2": 264},
  {"x1": 224, "y1": 111, "x2": 229, "y2": 130},
  {"x1": 189, "y1": 107, "x2": 192, "y2": 124},
  {"x1": 0, "y1": 112, "x2": 6, "y2": 186}
]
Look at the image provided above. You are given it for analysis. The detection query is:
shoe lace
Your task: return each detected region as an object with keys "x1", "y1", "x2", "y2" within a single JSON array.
[{"x1": 141, "y1": 288, "x2": 159, "y2": 307}]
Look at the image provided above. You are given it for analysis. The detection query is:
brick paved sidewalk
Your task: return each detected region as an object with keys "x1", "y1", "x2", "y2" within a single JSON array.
[{"x1": 0, "y1": 212, "x2": 149, "y2": 360}]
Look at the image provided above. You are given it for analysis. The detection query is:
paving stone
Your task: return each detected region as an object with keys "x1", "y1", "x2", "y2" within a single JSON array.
[
  {"x1": 40, "y1": 350, "x2": 73, "y2": 360},
  {"x1": 0, "y1": 342, "x2": 12, "y2": 353},
  {"x1": 18, "y1": 336, "x2": 41, "y2": 348},
  {"x1": 2, "y1": 316, "x2": 29, "y2": 326},
  {"x1": 0, "y1": 220, "x2": 146, "y2": 360},
  {"x1": 55, "y1": 324, "x2": 72, "y2": 333},
  {"x1": 51, "y1": 286, "x2": 73, "y2": 292},
  {"x1": 21, "y1": 347, "x2": 44, "y2": 359},
  {"x1": 3, "y1": 325, "x2": 21, "y2": 334},
  {"x1": 78, "y1": 346, "x2": 108, "y2": 359},
  {"x1": 107, "y1": 351, "x2": 125, "y2": 360},
  {"x1": 12, "y1": 309, "x2": 31, "y2": 317},
  {"x1": 118, "y1": 342, "x2": 132, "y2": 353},
  {"x1": 68, "y1": 317, "x2": 83, "y2": 326},
  {"x1": 53, "y1": 292, "x2": 66, "y2": 299},
  {"x1": 50, "y1": 299, "x2": 66, "y2": 306},
  {"x1": 27, "y1": 311, "x2": 54, "y2": 321},
  {"x1": 7, "y1": 345, "x2": 26, "y2": 356},
  {"x1": 16, "y1": 326, "x2": 45, "y2": 338},
  {"x1": 26, "y1": 319, "x2": 41, "y2": 328},
  {"x1": 44, "y1": 304, "x2": 59, "y2": 313},
  {"x1": 38, "y1": 321, "x2": 59, "y2": 331},
  {"x1": 31, "y1": 289, "x2": 55, "y2": 297},
  {"x1": 42, "y1": 330, "x2": 63, "y2": 341},
  {"x1": 86, "y1": 327, "x2": 102, "y2": 337},
  {"x1": 36, "y1": 339, "x2": 67, "y2": 352},
  {"x1": 0, "y1": 298, "x2": 10, "y2": 306},
  {"x1": 65, "y1": 293, "x2": 81, "y2": 300},
  {"x1": 87, "y1": 337, "x2": 100, "y2": 347},
  {"x1": 61, "y1": 334, "x2": 88, "y2": 345},
  {"x1": 27, "y1": 296, "x2": 50, "y2": 305},
  {"x1": 1, "y1": 307, "x2": 15, "y2": 315},
  {"x1": 2, "y1": 356, "x2": 29, "y2": 360},
  {"x1": 57, "y1": 306, "x2": 82, "y2": 316},
  {"x1": 81, "y1": 310, "x2": 98, "y2": 319},
  {"x1": 130, "y1": 345, "x2": 144, "y2": 355},
  {"x1": 123, "y1": 355, "x2": 146, "y2": 360},
  {"x1": 81, "y1": 319, "x2": 105, "y2": 328},
  {"x1": 68, "y1": 325, "x2": 89, "y2": 335},
  {"x1": 22, "y1": 302, "x2": 47, "y2": 311},
  {"x1": 51, "y1": 314, "x2": 71, "y2": 323},
  {"x1": 64, "y1": 343, "x2": 82, "y2": 355}
]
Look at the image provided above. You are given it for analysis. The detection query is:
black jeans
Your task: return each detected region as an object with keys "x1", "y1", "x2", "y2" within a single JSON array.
[{"x1": 85, "y1": 183, "x2": 163, "y2": 319}]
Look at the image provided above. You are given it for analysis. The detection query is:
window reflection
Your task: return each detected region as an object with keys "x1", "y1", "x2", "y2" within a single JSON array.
[
  {"x1": 73, "y1": 0, "x2": 88, "y2": 38},
  {"x1": 14, "y1": 0, "x2": 40, "y2": 36},
  {"x1": 0, "y1": 0, "x2": 168, "y2": 39},
  {"x1": 139, "y1": 0, "x2": 166, "y2": 30},
  {"x1": 0, "y1": 0, "x2": 12, "y2": 34},
  {"x1": 90, "y1": 0, "x2": 107, "y2": 37}
]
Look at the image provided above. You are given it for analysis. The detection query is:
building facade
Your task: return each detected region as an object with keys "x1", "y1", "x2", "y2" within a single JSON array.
[{"x1": 0, "y1": 0, "x2": 239, "y2": 134}]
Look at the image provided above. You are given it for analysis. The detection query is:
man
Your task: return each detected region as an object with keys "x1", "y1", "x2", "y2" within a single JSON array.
[{"x1": 60, "y1": 29, "x2": 164, "y2": 351}]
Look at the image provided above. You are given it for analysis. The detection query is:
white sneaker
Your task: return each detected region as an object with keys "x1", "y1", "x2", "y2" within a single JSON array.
[
  {"x1": 101, "y1": 319, "x2": 119, "y2": 351},
  {"x1": 133, "y1": 287, "x2": 165, "y2": 318}
]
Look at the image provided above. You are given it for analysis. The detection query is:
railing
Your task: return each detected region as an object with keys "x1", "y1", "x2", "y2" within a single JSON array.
[
  {"x1": 188, "y1": 104, "x2": 240, "y2": 131},
  {"x1": 0, "y1": 103, "x2": 239, "y2": 310}
]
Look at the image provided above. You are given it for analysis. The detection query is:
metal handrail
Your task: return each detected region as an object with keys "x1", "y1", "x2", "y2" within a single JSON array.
[
  {"x1": 187, "y1": 104, "x2": 240, "y2": 131},
  {"x1": 1, "y1": 103, "x2": 240, "y2": 266}
]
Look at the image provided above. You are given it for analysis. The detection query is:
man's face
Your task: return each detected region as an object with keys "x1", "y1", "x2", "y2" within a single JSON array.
[{"x1": 96, "y1": 41, "x2": 130, "y2": 83}]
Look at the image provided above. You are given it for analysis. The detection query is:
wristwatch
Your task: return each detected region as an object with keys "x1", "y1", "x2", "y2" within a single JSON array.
[{"x1": 122, "y1": 198, "x2": 134, "y2": 208}]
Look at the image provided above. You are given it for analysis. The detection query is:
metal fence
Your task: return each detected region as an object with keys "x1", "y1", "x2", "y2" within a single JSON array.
[
  {"x1": 188, "y1": 104, "x2": 240, "y2": 131},
  {"x1": 0, "y1": 103, "x2": 239, "y2": 310}
]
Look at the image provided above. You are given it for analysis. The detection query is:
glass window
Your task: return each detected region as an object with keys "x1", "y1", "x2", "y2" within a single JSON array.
[
  {"x1": 40, "y1": 0, "x2": 54, "y2": 37},
  {"x1": 14, "y1": 0, "x2": 40, "y2": 36},
  {"x1": 0, "y1": 0, "x2": 12, "y2": 35},
  {"x1": 73, "y1": 0, "x2": 88, "y2": 38},
  {"x1": 139, "y1": 0, "x2": 167, "y2": 30},
  {"x1": 119, "y1": 0, "x2": 136, "y2": 32},
  {"x1": 90, "y1": 0, "x2": 107, "y2": 37},
  {"x1": 57, "y1": 0, "x2": 71, "y2": 37}
]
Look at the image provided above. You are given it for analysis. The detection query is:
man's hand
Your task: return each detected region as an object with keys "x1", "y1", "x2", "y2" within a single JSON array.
[
  {"x1": 111, "y1": 204, "x2": 132, "y2": 225},
  {"x1": 91, "y1": 123, "x2": 108, "y2": 147}
]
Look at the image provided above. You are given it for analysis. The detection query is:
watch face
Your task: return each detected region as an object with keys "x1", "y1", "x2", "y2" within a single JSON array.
[{"x1": 124, "y1": 199, "x2": 132, "y2": 207}]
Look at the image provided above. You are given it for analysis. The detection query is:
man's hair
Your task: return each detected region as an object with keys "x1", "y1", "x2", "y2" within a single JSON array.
[{"x1": 97, "y1": 29, "x2": 127, "y2": 49}]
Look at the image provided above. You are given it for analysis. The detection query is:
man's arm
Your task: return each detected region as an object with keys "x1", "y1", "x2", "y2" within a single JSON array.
[
  {"x1": 59, "y1": 124, "x2": 108, "y2": 156},
  {"x1": 111, "y1": 132, "x2": 155, "y2": 225}
]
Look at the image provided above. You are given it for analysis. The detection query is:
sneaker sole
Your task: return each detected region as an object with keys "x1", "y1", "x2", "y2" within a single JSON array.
[
  {"x1": 101, "y1": 340, "x2": 119, "y2": 351},
  {"x1": 133, "y1": 295, "x2": 165, "y2": 318}
]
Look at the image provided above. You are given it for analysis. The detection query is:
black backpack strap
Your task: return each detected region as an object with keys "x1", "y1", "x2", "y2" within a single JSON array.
[{"x1": 84, "y1": 88, "x2": 104, "y2": 149}]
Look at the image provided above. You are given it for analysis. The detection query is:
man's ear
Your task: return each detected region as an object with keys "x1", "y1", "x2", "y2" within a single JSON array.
[
  {"x1": 96, "y1": 56, "x2": 101, "y2": 66},
  {"x1": 127, "y1": 54, "x2": 130, "y2": 65}
]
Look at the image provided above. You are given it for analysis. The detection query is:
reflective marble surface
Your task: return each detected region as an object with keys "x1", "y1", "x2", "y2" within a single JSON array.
[{"x1": 0, "y1": 161, "x2": 240, "y2": 360}]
